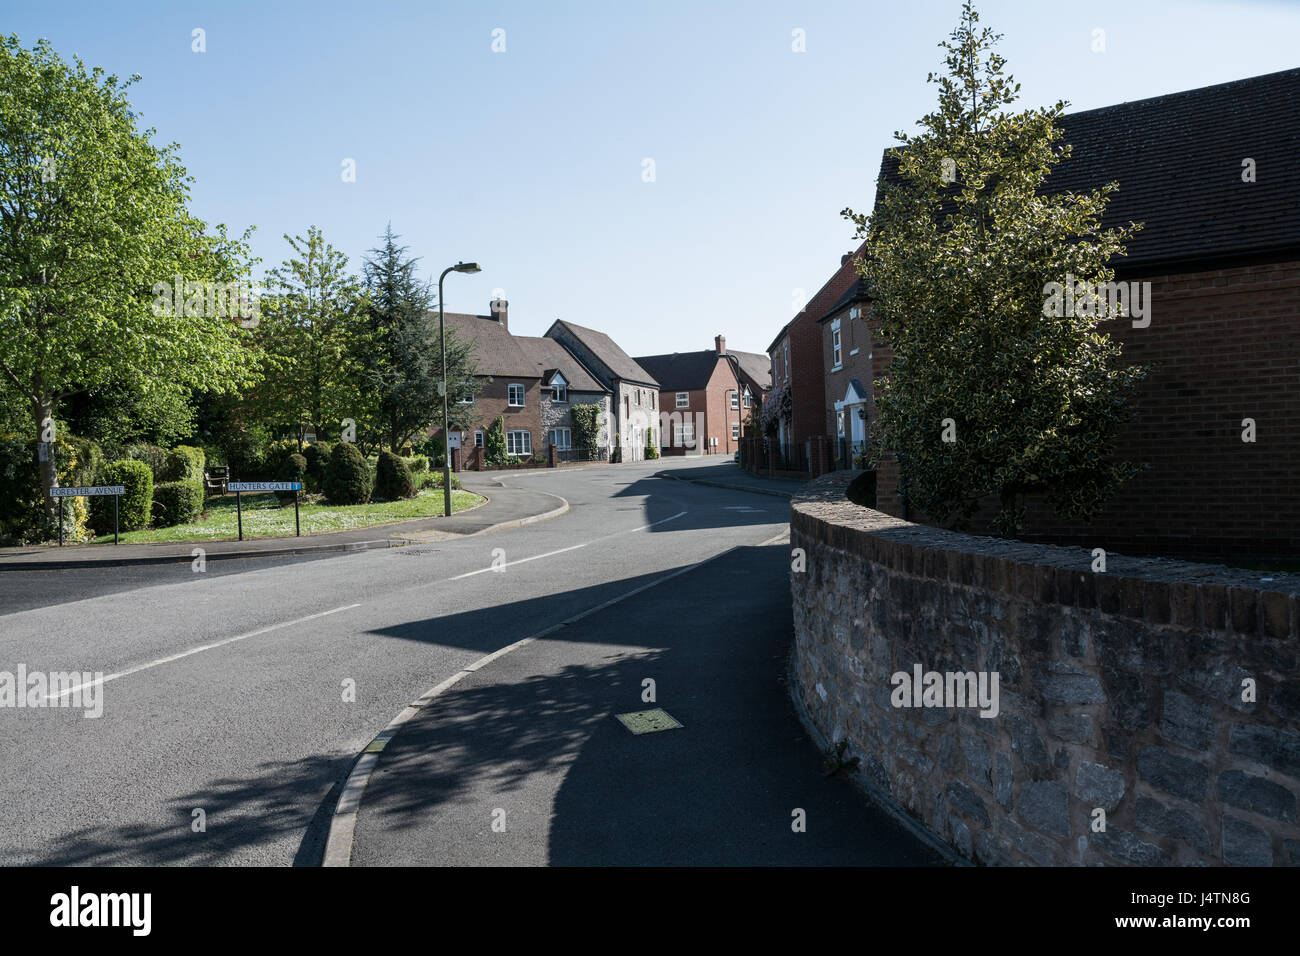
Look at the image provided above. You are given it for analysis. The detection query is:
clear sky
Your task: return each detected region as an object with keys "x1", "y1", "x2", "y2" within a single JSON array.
[{"x1": 3, "y1": 0, "x2": 1297, "y2": 356}]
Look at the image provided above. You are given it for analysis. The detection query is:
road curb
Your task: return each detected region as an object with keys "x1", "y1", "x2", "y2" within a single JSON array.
[
  {"x1": 655, "y1": 471, "x2": 799, "y2": 500},
  {"x1": 321, "y1": 528, "x2": 789, "y2": 867},
  {"x1": 0, "y1": 488, "x2": 568, "y2": 570}
]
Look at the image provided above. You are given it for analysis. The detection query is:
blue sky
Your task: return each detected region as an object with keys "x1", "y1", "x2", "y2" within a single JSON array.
[{"x1": 3, "y1": 0, "x2": 1297, "y2": 356}]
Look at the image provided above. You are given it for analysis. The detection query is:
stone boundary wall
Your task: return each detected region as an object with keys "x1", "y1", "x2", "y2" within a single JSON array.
[{"x1": 790, "y1": 471, "x2": 1300, "y2": 865}]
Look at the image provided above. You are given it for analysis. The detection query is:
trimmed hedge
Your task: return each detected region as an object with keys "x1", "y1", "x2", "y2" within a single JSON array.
[
  {"x1": 125, "y1": 442, "x2": 168, "y2": 479},
  {"x1": 323, "y1": 442, "x2": 372, "y2": 505},
  {"x1": 374, "y1": 450, "x2": 415, "y2": 501},
  {"x1": 153, "y1": 480, "x2": 204, "y2": 527},
  {"x1": 92, "y1": 458, "x2": 153, "y2": 532},
  {"x1": 160, "y1": 445, "x2": 205, "y2": 483}
]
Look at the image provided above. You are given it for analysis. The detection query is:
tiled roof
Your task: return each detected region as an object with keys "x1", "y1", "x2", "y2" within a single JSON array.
[
  {"x1": 548, "y1": 320, "x2": 659, "y2": 386},
  {"x1": 633, "y1": 351, "x2": 720, "y2": 391},
  {"x1": 436, "y1": 312, "x2": 538, "y2": 378},
  {"x1": 730, "y1": 349, "x2": 772, "y2": 390},
  {"x1": 875, "y1": 67, "x2": 1300, "y2": 272},
  {"x1": 514, "y1": 335, "x2": 607, "y2": 393}
]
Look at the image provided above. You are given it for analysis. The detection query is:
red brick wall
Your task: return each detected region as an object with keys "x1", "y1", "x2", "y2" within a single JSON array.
[
  {"x1": 871, "y1": 259, "x2": 1300, "y2": 560},
  {"x1": 656, "y1": 359, "x2": 747, "y2": 455},
  {"x1": 449, "y1": 377, "x2": 544, "y2": 454}
]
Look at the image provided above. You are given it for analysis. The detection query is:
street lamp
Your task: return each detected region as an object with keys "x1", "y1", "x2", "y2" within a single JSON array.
[{"x1": 438, "y1": 261, "x2": 482, "y2": 517}]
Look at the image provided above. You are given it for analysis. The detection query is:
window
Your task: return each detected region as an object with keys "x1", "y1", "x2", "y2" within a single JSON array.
[
  {"x1": 675, "y1": 392, "x2": 689, "y2": 409},
  {"x1": 550, "y1": 427, "x2": 572, "y2": 450},
  {"x1": 837, "y1": 410, "x2": 845, "y2": 437},
  {"x1": 634, "y1": 388, "x2": 641, "y2": 406},
  {"x1": 506, "y1": 430, "x2": 532, "y2": 456},
  {"x1": 552, "y1": 384, "x2": 567, "y2": 403},
  {"x1": 475, "y1": 431, "x2": 484, "y2": 447},
  {"x1": 651, "y1": 392, "x2": 655, "y2": 409},
  {"x1": 731, "y1": 423, "x2": 740, "y2": 440},
  {"x1": 831, "y1": 319, "x2": 843, "y2": 369},
  {"x1": 730, "y1": 391, "x2": 739, "y2": 410},
  {"x1": 458, "y1": 387, "x2": 475, "y2": 404},
  {"x1": 679, "y1": 422, "x2": 695, "y2": 447},
  {"x1": 743, "y1": 389, "x2": 752, "y2": 408}
]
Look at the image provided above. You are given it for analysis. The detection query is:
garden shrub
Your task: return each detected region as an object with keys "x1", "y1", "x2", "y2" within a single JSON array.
[
  {"x1": 263, "y1": 439, "x2": 300, "y2": 477},
  {"x1": 221, "y1": 429, "x2": 266, "y2": 480},
  {"x1": 323, "y1": 442, "x2": 372, "y2": 505},
  {"x1": 302, "y1": 442, "x2": 331, "y2": 491},
  {"x1": 125, "y1": 442, "x2": 168, "y2": 480},
  {"x1": 160, "y1": 445, "x2": 205, "y2": 483},
  {"x1": 92, "y1": 458, "x2": 153, "y2": 532},
  {"x1": 484, "y1": 417, "x2": 508, "y2": 467},
  {"x1": 0, "y1": 433, "x2": 100, "y2": 544},
  {"x1": 644, "y1": 428, "x2": 659, "y2": 460},
  {"x1": 374, "y1": 450, "x2": 415, "y2": 500},
  {"x1": 403, "y1": 454, "x2": 429, "y2": 476},
  {"x1": 153, "y1": 480, "x2": 204, "y2": 526},
  {"x1": 276, "y1": 453, "x2": 308, "y2": 505}
]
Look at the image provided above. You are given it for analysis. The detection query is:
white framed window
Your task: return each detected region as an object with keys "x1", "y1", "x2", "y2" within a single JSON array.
[
  {"x1": 634, "y1": 388, "x2": 641, "y2": 405},
  {"x1": 837, "y1": 410, "x2": 845, "y2": 437},
  {"x1": 552, "y1": 384, "x2": 567, "y2": 403},
  {"x1": 550, "y1": 427, "x2": 572, "y2": 450},
  {"x1": 743, "y1": 389, "x2": 752, "y2": 408},
  {"x1": 730, "y1": 391, "x2": 739, "y2": 410},
  {"x1": 474, "y1": 431, "x2": 484, "y2": 447},
  {"x1": 508, "y1": 383, "x2": 525, "y2": 406},
  {"x1": 731, "y1": 423, "x2": 740, "y2": 440},
  {"x1": 831, "y1": 319, "x2": 842, "y2": 369},
  {"x1": 506, "y1": 430, "x2": 532, "y2": 455},
  {"x1": 675, "y1": 391, "x2": 689, "y2": 409},
  {"x1": 679, "y1": 422, "x2": 696, "y2": 447}
]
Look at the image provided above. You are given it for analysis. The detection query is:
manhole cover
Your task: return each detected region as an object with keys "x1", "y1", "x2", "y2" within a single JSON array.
[{"x1": 615, "y1": 708, "x2": 683, "y2": 735}]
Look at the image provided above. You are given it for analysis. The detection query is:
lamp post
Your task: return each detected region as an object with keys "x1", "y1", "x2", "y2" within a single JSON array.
[{"x1": 438, "y1": 261, "x2": 481, "y2": 516}]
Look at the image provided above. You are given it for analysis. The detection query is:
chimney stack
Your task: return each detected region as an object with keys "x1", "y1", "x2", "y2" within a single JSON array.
[
  {"x1": 715, "y1": 334, "x2": 726, "y2": 355},
  {"x1": 490, "y1": 298, "x2": 508, "y2": 329}
]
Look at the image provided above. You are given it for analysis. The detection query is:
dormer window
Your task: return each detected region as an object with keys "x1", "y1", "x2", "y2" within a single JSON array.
[{"x1": 550, "y1": 372, "x2": 568, "y2": 403}]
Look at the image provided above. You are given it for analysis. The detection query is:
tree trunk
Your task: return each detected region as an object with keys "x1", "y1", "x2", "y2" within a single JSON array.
[{"x1": 33, "y1": 396, "x2": 57, "y2": 520}]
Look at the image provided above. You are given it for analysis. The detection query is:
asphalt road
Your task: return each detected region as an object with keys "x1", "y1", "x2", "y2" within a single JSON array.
[{"x1": 0, "y1": 457, "x2": 804, "y2": 865}]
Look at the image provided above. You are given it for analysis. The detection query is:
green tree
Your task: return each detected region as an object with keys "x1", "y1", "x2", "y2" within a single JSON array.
[
  {"x1": 842, "y1": 2, "x2": 1146, "y2": 537},
  {"x1": 360, "y1": 225, "x2": 479, "y2": 450},
  {"x1": 0, "y1": 36, "x2": 258, "y2": 517},
  {"x1": 251, "y1": 227, "x2": 367, "y2": 447}
]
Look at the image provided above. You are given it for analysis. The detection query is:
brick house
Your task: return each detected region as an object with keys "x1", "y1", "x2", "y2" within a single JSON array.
[
  {"x1": 438, "y1": 301, "x2": 611, "y2": 466},
  {"x1": 635, "y1": 335, "x2": 771, "y2": 456},
  {"x1": 545, "y1": 320, "x2": 661, "y2": 461},
  {"x1": 818, "y1": 272, "x2": 873, "y2": 468},
  {"x1": 764, "y1": 247, "x2": 864, "y2": 471},
  {"x1": 858, "y1": 67, "x2": 1300, "y2": 560}
]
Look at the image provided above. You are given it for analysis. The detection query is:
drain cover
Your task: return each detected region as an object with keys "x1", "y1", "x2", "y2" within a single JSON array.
[{"x1": 616, "y1": 708, "x2": 683, "y2": 735}]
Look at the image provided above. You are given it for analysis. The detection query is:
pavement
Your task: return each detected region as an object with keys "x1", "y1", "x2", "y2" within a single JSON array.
[
  {"x1": 346, "y1": 531, "x2": 941, "y2": 866},
  {"x1": 656, "y1": 460, "x2": 808, "y2": 499},
  {"x1": 0, "y1": 476, "x2": 564, "y2": 569}
]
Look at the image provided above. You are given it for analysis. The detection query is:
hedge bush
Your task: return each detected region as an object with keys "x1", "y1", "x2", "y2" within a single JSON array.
[
  {"x1": 303, "y1": 442, "x2": 332, "y2": 491},
  {"x1": 403, "y1": 454, "x2": 429, "y2": 476},
  {"x1": 323, "y1": 442, "x2": 372, "y2": 505},
  {"x1": 153, "y1": 480, "x2": 204, "y2": 527},
  {"x1": 125, "y1": 442, "x2": 169, "y2": 480},
  {"x1": 92, "y1": 458, "x2": 153, "y2": 532},
  {"x1": 374, "y1": 450, "x2": 415, "y2": 501},
  {"x1": 160, "y1": 445, "x2": 205, "y2": 483},
  {"x1": 276, "y1": 453, "x2": 308, "y2": 505},
  {"x1": 221, "y1": 429, "x2": 266, "y2": 480},
  {"x1": 263, "y1": 439, "x2": 300, "y2": 478},
  {"x1": 0, "y1": 433, "x2": 100, "y2": 544}
]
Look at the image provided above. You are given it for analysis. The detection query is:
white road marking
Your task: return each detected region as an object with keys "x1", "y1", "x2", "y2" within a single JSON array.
[
  {"x1": 441, "y1": 509, "x2": 688, "y2": 582},
  {"x1": 44, "y1": 603, "x2": 362, "y2": 701}
]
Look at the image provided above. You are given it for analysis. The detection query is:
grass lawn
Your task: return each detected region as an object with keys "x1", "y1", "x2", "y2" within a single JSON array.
[{"x1": 89, "y1": 488, "x2": 484, "y2": 544}]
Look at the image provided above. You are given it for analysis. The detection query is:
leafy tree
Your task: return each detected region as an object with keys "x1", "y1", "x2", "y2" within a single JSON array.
[
  {"x1": 842, "y1": 2, "x2": 1146, "y2": 536},
  {"x1": 250, "y1": 227, "x2": 367, "y2": 447},
  {"x1": 0, "y1": 36, "x2": 259, "y2": 517},
  {"x1": 360, "y1": 225, "x2": 479, "y2": 451}
]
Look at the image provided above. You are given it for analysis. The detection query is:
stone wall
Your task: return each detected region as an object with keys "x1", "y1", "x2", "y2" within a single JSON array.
[{"x1": 790, "y1": 471, "x2": 1300, "y2": 866}]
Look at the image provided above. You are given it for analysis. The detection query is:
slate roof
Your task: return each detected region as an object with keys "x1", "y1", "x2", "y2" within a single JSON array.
[
  {"x1": 514, "y1": 335, "x2": 607, "y2": 392},
  {"x1": 548, "y1": 320, "x2": 659, "y2": 386},
  {"x1": 874, "y1": 67, "x2": 1300, "y2": 274}
]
